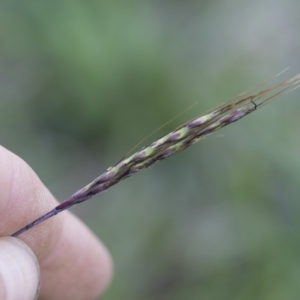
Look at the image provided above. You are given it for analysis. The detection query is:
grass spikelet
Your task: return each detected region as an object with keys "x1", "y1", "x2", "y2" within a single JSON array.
[{"x1": 12, "y1": 73, "x2": 300, "y2": 237}]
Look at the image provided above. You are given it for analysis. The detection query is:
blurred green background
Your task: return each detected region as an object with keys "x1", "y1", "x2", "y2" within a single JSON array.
[{"x1": 1, "y1": 1, "x2": 300, "y2": 299}]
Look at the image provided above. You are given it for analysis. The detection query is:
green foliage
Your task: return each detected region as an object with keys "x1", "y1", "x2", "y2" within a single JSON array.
[{"x1": 1, "y1": 1, "x2": 300, "y2": 299}]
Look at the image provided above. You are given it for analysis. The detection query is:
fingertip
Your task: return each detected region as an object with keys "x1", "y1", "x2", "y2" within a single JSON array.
[
  {"x1": 0, "y1": 237, "x2": 40, "y2": 300},
  {"x1": 0, "y1": 145, "x2": 113, "y2": 298},
  {"x1": 39, "y1": 213, "x2": 113, "y2": 299}
]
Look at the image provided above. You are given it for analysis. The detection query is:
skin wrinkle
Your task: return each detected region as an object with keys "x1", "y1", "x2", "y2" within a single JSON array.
[
  {"x1": 39, "y1": 214, "x2": 113, "y2": 299},
  {"x1": 40, "y1": 214, "x2": 76, "y2": 273},
  {"x1": 0, "y1": 149, "x2": 63, "y2": 260},
  {"x1": 0, "y1": 146, "x2": 113, "y2": 299}
]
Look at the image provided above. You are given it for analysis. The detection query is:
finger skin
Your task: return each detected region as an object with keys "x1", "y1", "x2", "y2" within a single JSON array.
[
  {"x1": 0, "y1": 237, "x2": 40, "y2": 300},
  {"x1": 0, "y1": 146, "x2": 113, "y2": 299}
]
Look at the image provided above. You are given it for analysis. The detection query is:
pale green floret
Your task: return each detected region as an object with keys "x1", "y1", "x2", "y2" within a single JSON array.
[
  {"x1": 84, "y1": 182, "x2": 94, "y2": 191},
  {"x1": 152, "y1": 133, "x2": 171, "y2": 148},
  {"x1": 107, "y1": 165, "x2": 118, "y2": 176},
  {"x1": 171, "y1": 139, "x2": 185, "y2": 152},
  {"x1": 174, "y1": 127, "x2": 189, "y2": 139},
  {"x1": 204, "y1": 121, "x2": 223, "y2": 132},
  {"x1": 141, "y1": 146, "x2": 155, "y2": 157},
  {"x1": 198, "y1": 112, "x2": 217, "y2": 123},
  {"x1": 73, "y1": 181, "x2": 94, "y2": 198},
  {"x1": 122, "y1": 153, "x2": 136, "y2": 166}
]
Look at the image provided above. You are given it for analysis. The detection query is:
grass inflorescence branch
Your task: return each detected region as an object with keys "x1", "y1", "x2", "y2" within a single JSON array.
[{"x1": 12, "y1": 73, "x2": 300, "y2": 237}]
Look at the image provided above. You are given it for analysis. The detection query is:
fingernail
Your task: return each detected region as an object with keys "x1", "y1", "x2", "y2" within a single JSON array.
[{"x1": 0, "y1": 237, "x2": 40, "y2": 300}]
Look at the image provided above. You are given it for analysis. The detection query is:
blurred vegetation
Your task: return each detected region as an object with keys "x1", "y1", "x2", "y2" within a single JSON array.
[{"x1": 1, "y1": 1, "x2": 300, "y2": 299}]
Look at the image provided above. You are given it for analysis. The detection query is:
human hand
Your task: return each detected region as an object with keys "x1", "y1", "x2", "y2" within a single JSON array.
[{"x1": 0, "y1": 146, "x2": 113, "y2": 299}]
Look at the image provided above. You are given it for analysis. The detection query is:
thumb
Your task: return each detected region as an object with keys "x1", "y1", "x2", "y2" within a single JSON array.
[{"x1": 0, "y1": 237, "x2": 40, "y2": 300}]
